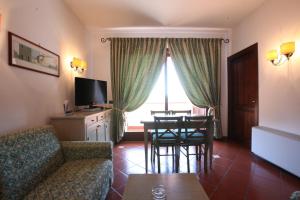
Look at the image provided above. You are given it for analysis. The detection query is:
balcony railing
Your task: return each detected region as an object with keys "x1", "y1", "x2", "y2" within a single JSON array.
[{"x1": 125, "y1": 102, "x2": 207, "y2": 132}]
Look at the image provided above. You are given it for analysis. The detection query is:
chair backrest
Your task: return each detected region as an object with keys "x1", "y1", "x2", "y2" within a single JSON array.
[
  {"x1": 0, "y1": 125, "x2": 64, "y2": 200},
  {"x1": 183, "y1": 116, "x2": 214, "y2": 142},
  {"x1": 185, "y1": 115, "x2": 211, "y2": 122},
  {"x1": 150, "y1": 110, "x2": 172, "y2": 115},
  {"x1": 171, "y1": 110, "x2": 192, "y2": 115},
  {"x1": 153, "y1": 116, "x2": 183, "y2": 142}
]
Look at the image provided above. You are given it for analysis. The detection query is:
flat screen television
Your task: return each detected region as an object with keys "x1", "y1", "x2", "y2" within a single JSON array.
[{"x1": 75, "y1": 77, "x2": 107, "y2": 107}]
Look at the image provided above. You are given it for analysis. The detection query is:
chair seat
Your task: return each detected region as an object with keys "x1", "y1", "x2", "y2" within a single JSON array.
[
  {"x1": 152, "y1": 133, "x2": 176, "y2": 138},
  {"x1": 180, "y1": 132, "x2": 208, "y2": 144},
  {"x1": 181, "y1": 131, "x2": 205, "y2": 136},
  {"x1": 153, "y1": 133, "x2": 178, "y2": 145},
  {"x1": 151, "y1": 129, "x2": 179, "y2": 140},
  {"x1": 151, "y1": 129, "x2": 178, "y2": 135},
  {"x1": 150, "y1": 129, "x2": 168, "y2": 135},
  {"x1": 185, "y1": 128, "x2": 207, "y2": 133}
]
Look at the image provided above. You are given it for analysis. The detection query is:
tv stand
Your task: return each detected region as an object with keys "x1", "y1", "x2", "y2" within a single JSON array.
[
  {"x1": 51, "y1": 109, "x2": 112, "y2": 141},
  {"x1": 83, "y1": 107, "x2": 102, "y2": 112},
  {"x1": 85, "y1": 104, "x2": 112, "y2": 111},
  {"x1": 88, "y1": 105, "x2": 99, "y2": 109}
]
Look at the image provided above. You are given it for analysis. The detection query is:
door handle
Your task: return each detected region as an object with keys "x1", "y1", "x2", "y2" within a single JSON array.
[{"x1": 251, "y1": 100, "x2": 256, "y2": 103}]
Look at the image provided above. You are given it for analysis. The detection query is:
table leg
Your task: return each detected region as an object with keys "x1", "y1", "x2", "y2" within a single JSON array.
[
  {"x1": 204, "y1": 145, "x2": 208, "y2": 173},
  {"x1": 209, "y1": 143, "x2": 213, "y2": 169},
  {"x1": 175, "y1": 145, "x2": 180, "y2": 173},
  {"x1": 144, "y1": 127, "x2": 148, "y2": 173}
]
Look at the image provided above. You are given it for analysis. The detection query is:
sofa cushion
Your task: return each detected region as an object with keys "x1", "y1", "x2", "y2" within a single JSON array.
[
  {"x1": 25, "y1": 159, "x2": 113, "y2": 200},
  {"x1": 0, "y1": 126, "x2": 64, "y2": 200}
]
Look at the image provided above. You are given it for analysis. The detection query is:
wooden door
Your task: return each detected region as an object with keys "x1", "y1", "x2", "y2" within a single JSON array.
[{"x1": 228, "y1": 43, "x2": 258, "y2": 147}]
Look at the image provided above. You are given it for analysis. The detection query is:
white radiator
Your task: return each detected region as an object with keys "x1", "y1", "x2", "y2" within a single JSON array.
[{"x1": 251, "y1": 126, "x2": 300, "y2": 177}]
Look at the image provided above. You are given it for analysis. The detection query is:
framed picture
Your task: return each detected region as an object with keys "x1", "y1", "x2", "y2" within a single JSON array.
[{"x1": 8, "y1": 32, "x2": 60, "y2": 77}]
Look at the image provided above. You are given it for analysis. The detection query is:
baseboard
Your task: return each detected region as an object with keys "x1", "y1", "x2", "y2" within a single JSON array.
[{"x1": 123, "y1": 132, "x2": 151, "y2": 141}]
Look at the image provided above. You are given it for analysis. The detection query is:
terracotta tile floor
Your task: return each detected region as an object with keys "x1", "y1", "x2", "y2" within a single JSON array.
[{"x1": 106, "y1": 140, "x2": 300, "y2": 200}]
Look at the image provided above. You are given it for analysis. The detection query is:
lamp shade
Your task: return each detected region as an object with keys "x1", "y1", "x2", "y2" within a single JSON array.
[
  {"x1": 72, "y1": 57, "x2": 81, "y2": 67},
  {"x1": 280, "y1": 42, "x2": 295, "y2": 55},
  {"x1": 81, "y1": 60, "x2": 87, "y2": 70},
  {"x1": 266, "y1": 50, "x2": 278, "y2": 61}
]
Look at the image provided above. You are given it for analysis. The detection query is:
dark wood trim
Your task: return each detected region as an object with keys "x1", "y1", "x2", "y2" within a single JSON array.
[
  {"x1": 227, "y1": 43, "x2": 259, "y2": 140},
  {"x1": 123, "y1": 132, "x2": 150, "y2": 141},
  {"x1": 228, "y1": 43, "x2": 258, "y2": 62},
  {"x1": 8, "y1": 31, "x2": 60, "y2": 77}
]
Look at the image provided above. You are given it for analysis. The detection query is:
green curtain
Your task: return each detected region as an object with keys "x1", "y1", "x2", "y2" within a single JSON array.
[
  {"x1": 168, "y1": 38, "x2": 223, "y2": 138},
  {"x1": 110, "y1": 38, "x2": 167, "y2": 143}
]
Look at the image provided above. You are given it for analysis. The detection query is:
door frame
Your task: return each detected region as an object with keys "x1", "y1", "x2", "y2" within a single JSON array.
[{"x1": 227, "y1": 43, "x2": 259, "y2": 141}]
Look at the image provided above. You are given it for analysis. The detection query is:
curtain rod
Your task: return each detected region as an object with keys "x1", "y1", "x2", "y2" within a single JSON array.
[{"x1": 100, "y1": 37, "x2": 230, "y2": 43}]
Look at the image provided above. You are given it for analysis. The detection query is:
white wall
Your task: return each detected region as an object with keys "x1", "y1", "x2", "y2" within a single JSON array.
[
  {"x1": 87, "y1": 27, "x2": 232, "y2": 136},
  {"x1": 232, "y1": 0, "x2": 300, "y2": 135},
  {"x1": 0, "y1": 0, "x2": 88, "y2": 134}
]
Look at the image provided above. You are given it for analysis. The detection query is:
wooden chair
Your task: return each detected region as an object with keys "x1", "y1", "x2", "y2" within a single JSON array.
[
  {"x1": 171, "y1": 110, "x2": 192, "y2": 115},
  {"x1": 150, "y1": 110, "x2": 172, "y2": 115},
  {"x1": 150, "y1": 110, "x2": 172, "y2": 163},
  {"x1": 180, "y1": 116, "x2": 213, "y2": 173},
  {"x1": 151, "y1": 110, "x2": 188, "y2": 159},
  {"x1": 152, "y1": 116, "x2": 183, "y2": 173}
]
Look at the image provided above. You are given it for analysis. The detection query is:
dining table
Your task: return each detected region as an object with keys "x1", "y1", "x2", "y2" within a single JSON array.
[{"x1": 140, "y1": 114, "x2": 214, "y2": 173}]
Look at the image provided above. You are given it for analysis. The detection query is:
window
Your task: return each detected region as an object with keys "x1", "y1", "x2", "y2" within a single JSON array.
[
  {"x1": 166, "y1": 57, "x2": 192, "y2": 111},
  {"x1": 126, "y1": 56, "x2": 193, "y2": 131}
]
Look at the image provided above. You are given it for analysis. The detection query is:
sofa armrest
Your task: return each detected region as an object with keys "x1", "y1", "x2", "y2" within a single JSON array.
[{"x1": 61, "y1": 141, "x2": 113, "y2": 161}]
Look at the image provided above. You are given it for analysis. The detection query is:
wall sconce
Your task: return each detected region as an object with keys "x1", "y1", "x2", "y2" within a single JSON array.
[
  {"x1": 266, "y1": 41, "x2": 295, "y2": 66},
  {"x1": 70, "y1": 57, "x2": 87, "y2": 72}
]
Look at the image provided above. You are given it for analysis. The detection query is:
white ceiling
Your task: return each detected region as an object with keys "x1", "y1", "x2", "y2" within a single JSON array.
[{"x1": 63, "y1": 0, "x2": 266, "y2": 28}]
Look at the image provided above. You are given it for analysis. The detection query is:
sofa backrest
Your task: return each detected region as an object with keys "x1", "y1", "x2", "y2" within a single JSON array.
[{"x1": 0, "y1": 125, "x2": 64, "y2": 200}]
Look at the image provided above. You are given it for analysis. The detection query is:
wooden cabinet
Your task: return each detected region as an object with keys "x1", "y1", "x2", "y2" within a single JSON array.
[{"x1": 51, "y1": 109, "x2": 112, "y2": 141}]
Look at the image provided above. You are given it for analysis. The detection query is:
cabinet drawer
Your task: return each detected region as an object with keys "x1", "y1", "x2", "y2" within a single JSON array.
[
  {"x1": 86, "y1": 122, "x2": 99, "y2": 141},
  {"x1": 105, "y1": 112, "x2": 111, "y2": 120},
  {"x1": 97, "y1": 113, "x2": 105, "y2": 122},
  {"x1": 86, "y1": 115, "x2": 97, "y2": 126}
]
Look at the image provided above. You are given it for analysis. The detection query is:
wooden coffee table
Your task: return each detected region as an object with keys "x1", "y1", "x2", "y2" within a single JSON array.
[{"x1": 122, "y1": 174, "x2": 209, "y2": 200}]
